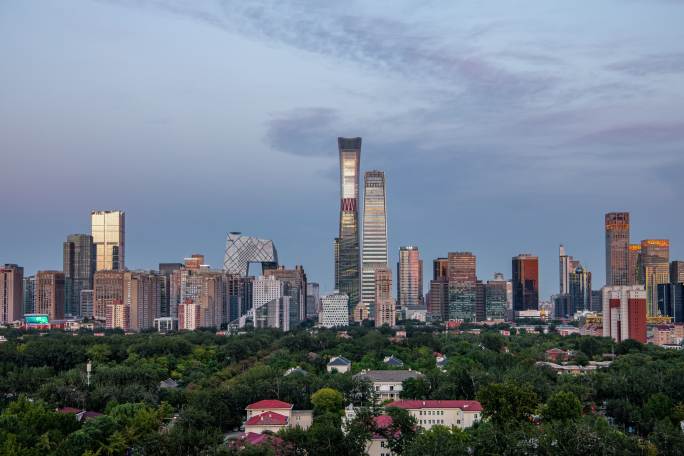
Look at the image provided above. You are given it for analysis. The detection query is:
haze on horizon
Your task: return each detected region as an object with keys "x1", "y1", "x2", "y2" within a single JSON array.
[{"x1": 1, "y1": 0, "x2": 683, "y2": 299}]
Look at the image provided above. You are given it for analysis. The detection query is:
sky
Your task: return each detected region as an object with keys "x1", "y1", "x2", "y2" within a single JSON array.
[{"x1": 1, "y1": 0, "x2": 683, "y2": 299}]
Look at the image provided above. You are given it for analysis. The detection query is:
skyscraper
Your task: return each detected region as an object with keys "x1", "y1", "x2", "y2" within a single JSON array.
[
  {"x1": 628, "y1": 244, "x2": 642, "y2": 285},
  {"x1": 374, "y1": 266, "x2": 395, "y2": 327},
  {"x1": 306, "y1": 282, "x2": 320, "y2": 319},
  {"x1": 398, "y1": 246, "x2": 423, "y2": 309},
  {"x1": 428, "y1": 258, "x2": 449, "y2": 321},
  {"x1": 91, "y1": 210, "x2": 125, "y2": 271},
  {"x1": 640, "y1": 239, "x2": 670, "y2": 316},
  {"x1": 602, "y1": 285, "x2": 647, "y2": 343},
  {"x1": 671, "y1": 261, "x2": 684, "y2": 284},
  {"x1": 319, "y1": 291, "x2": 349, "y2": 328},
  {"x1": 361, "y1": 170, "x2": 388, "y2": 318},
  {"x1": 265, "y1": 265, "x2": 307, "y2": 328},
  {"x1": 569, "y1": 266, "x2": 592, "y2": 315},
  {"x1": 559, "y1": 245, "x2": 571, "y2": 294},
  {"x1": 336, "y1": 137, "x2": 361, "y2": 311},
  {"x1": 34, "y1": 271, "x2": 65, "y2": 320},
  {"x1": 605, "y1": 212, "x2": 630, "y2": 286},
  {"x1": 447, "y1": 252, "x2": 477, "y2": 321},
  {"x1": 0, "y1": 264, "x2": 24, "y2": 324},
  {"x1": 125, "y1": 271, "x2": 162, "y2": 331},
  {"x1": 484, "y1": 273, "x2": 507, "y2": 321},
  {"x1": 159, "y1": 262, "x2": 183, "y2": 317},
  {"x1": 23, "y1": 275, "x2": 35, "y2": 315},
  {"x1": 93, "y1": 270, "x2": 125, "y2": 321},
  {"x1": 512, "y1": 254, "x2": 539, "y2": 311},
  {"x1": 63, "y1": 234, "x2": 95, "y2": 316}
]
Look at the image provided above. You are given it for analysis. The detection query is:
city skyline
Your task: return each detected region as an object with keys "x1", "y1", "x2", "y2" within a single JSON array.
[{"x1": 1, "y1": 1, "x2": 684, "y2": 300}]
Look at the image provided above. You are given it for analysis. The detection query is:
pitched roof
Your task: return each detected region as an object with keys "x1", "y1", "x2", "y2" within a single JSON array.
[
  {"x1": 57, "y1": 407, "x2": 81, "y2": 414},
  {"x1": 383, "y1": 355, "x2": 404, "y2": 366},
  {"x1": 245, "y1": 411, "x2": 289, "y2": 426},
  {"x1": 386, "y1": 400, "x2": 483, "y2": 412},
  {"x1": 353, "y1": 370, "x2": 423, "y2": 382},
  {"x1": 246, "y1": 399, "x2": 293, "y2": 410},
  {"x1": 328, "y1": 356, "x2": 351, "y2": 366}
]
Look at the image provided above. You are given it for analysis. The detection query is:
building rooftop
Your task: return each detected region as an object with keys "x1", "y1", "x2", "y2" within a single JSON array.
[
  {"x1": 353, "y1": 369, "x2": 422, "y2": 382},
  {"x1": 328, "y1": 356, "x2": 352, "y2": 366},
  {"x1": 386, "y1": 400, "x2": 483, "y2": 412},
  {"x1": 245, "y1": 411, "x2": 288, "y2": 426},
  {"x1": 383, "y1": 355, "x2": 404, "y2": 367},
  {"x1": 246, "y1": 399, "x2": 293, "y2": 410}
]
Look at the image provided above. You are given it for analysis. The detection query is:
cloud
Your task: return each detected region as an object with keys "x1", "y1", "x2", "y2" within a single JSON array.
[
  {"x1": 608, "y1": 53, "x2": 684, "y2": 76},
  {"x1": 572, "y1": 122, "x2": 684, "y2": 146},
  {"x1": 265, "y1": 107, "x2": 342, "y2": 158}
]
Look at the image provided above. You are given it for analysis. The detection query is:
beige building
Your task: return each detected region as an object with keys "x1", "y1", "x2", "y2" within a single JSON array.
[
  {"x1": 244, "y1": 400, "x2": 312, "y2": 434},
  {"x1": 640, "y1": 239, "x2": 670, "y2": 316},
  {"x1": 91, "y1": 210, "x2": 125, "y2": 271},
  {"x1": 35, "y1": 271, "x2": 65, "y2": 320},
  {"x1": 353, "y1": 370, "x2": 423, "y2": 402},
  {"x1": 94, "y1": 270, "x2": 125, "y2": 321},
  {"x1": 0, "y1": 264, "x2": 24, "y2": 324},
  {"x1": 327, "y1": 356, "x2": 352, "y2": 373},
  {"x1": 385, "y1": 400, "x2": 482, "y2": 430},
  {"x1": 106, "y1": 300, "x2": 129, "y2": 331},
  {"x1": 375, "y1": 267, "x2": 395, "y2": 327},
  {"x1": 125, "y1": 271, "x2": 161, "y2": 331}
]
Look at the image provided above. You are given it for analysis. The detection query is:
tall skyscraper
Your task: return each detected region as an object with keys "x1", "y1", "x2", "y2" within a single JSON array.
[
  {"x1": 374, "y1": 266, "x2": 395, "y2": 327},
  {"x1": 428, "y1": 258, "x2": 449, "y2": 321},
  {"x1": 336, "y1": 137, "x2": 361, "y2": 311},
  {"x1": 306, "y1": 282, "x2": 320, "y2": 319},
  {"x1": 125, "y1": 271, "x2": 162, "y2": 331},
  {"x1": 93, "y1": 270, "x2": 125, "y2": 321},
  {"x1": 447, "y1": 252, "x2": 477, "y2": 321},
  {"x1": 484, "y1": 273, "x2": 507, "y2": 321},
  {"x1": 361, "y1": 170, "x2": 388, "y2": 318},
  {"x1": 34, "y1": 271, "x2": 65, "y2": 320},
  {"x1": 605, "y1": 212, "x2": 630, "y2": 286},
  {"x1": 159, "y1": 263, "x2": 183, "y2": 317},
  {"x1": 602, "y1": 285, "x2": 647, "y2": 343},
  {"x1": 512, "y1": 254, "x2": 539, "y2": 311},
  {"x1": 91, "y1": 210, "x2": 125, "y2": 271},
  {"x1": 23, "y1": 275, "x2": 35, "y2": 315},
  {"x1": 265, "y1": 265, "x2": 307, "y2": 328},
  {"x1": 0, "y1": 264, "x2": 24, "y2": 324},
  {"x1": 398, "y1": 246, "x2": 423, "y2": 309},
  {"x1": 569, "y1": 266, "x2": 592, "y2": 315},
  {"x1": 671, "y1": 261, "x2": 684, "y2": 284},
  {"x1": 63, "y1": 234, "x2": 95, "y2": 317},
  {"x1": 640, "y1": 239, "x2": 670, "y2": 316},
  {"x1": 559, "y1": 245, "x2": 570, "y2": 294},
  {"x1": 628, "y1": 244, "x2": 642, "y2": 285}
]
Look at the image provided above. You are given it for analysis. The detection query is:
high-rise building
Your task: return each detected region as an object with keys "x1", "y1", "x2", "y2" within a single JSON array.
[
  {"x1": 361, "y1": 170, "x2": 388, "y2": 318},
  {"x1": 225, "y1": 274, "x2": 253, "y2": 324},
  {"x1": 605, "y1": 212, "x2": 630, "y2": 286},
  {"x1": 252, "y1": 275, "x2": 293, "y2": 330},
  {"x1": 484, "y1": 274, "x2": 507, "y2": 321},
  {"x1": 178, "y1": 300, "x2": 201, "y2": 331},
  {"x1": 333, "y1": 238, "x2": 340, "y2": 291},
  {"x1": 569, "y1": 266, "x2": 592, "y2": 315},
  {"x1": 106, "y1": 300, "x2": 129, "y2": 331},
  {"x1": 640, "y1": 239, "x2": 670, "y2": 316},
  {"x1": 628, "y1": 244, "x2": 642, "y2": 285},
  {"x1": 671, "y1": 261, "x2": 684, "y2": 284},
  {"x1": 63, "y1": 234, "x2": 95, "y2": 317},
  {"x1": 336, "y1": 137, "x2": 361, "y2": 311},
  {"x1": 265, "y1": 265, "x2": 307, "y2": 328},
  {"x1": 223, "y1": 233, "x2": 278, "y2": 276},
  {"x1": 80, "y1": 289, "x2": 94, "y2": 318},
  {"x1": 658, "y1": 283, "x2": 684, "y2": 324},
  {"x1": 125, "y1": 271, "x2": 162, "y2": 331},
  {"x1": 428, "y1": 258, "x2": 449, "y2": 321},
  {"x1": 306, "y1": 282, "x2": 320, "y2": 319},
  {"x1": 34, "y1": 271, "x2": 65, "y2": 320},
  {"x1": 23, "y1": 275, "x2": 35, "y2": 315},
  {"x1": 602, "y1": 285, "x2": 647, "y2": 343},
  {"x1": 447, "y1": 252, "x2": 477, "y2": 321},
  {"x1": 319, "y1": 291, "x2": 349, "y2": 328},
  {"x1": 398, "y1": 246, "x2": 423, "y2": 309},
  {"x1": 159, "y1": 263, "x2": 183, "y2": 317},
  {"x1": 91, "y1": 210, "x2": 125, "y2": 271},
  {"x1": 174, "y1": 258, "x2": 225, "y2": 329},
  {"x1": 0, "y1": 264, "x2": 24, "y2": 324},
  {"x1": 512, "y1": 254, "x2": 539, "y2": 311},
  {"x1": 93, "y1": 270, "x2": 125, "y2": 321},
  {"x1": 374, "y1": 267, "x2": 395, "y2": 327},
  {"x1": 559, "y1": 245, "x2": 571, "y2": 294}
]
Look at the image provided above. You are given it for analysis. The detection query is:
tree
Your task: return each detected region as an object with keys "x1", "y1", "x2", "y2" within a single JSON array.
[
  {"x1": 403, "y1": 425, "x2": 468, "y2": 456},
  {"x1": 311, "y1": 388, "x2": 344, "y2": 416},
  {"x1": 542, "y1": 391, "x2": 582, "y2": 422},
  {"x1": 476, "y1": 382, "x2": 539, "y2": 425},
  {"x1": 382, "y1": 407, "x2": 418, "y2": 454}
]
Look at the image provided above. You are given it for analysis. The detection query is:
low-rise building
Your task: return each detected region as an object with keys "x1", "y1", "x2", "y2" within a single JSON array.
[
  {"x1": 327, "y1": 356, "x2": 352, "y2": 373},
  {"x1": 353, "y1": 370, "x2": 423, "y2": 402},
  {"x1": 243, "y1": 400, "x2": 312, "y2": 434},
  {"x1": 366, "y1": 415, "x2": 394, "y2": 456},
  {"x1": 386, "y1": 399, "x2": 482, "y2": 430}
]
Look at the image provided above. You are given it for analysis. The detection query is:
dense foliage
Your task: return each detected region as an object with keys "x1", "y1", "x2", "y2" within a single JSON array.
[{"x1": 1, "y1": 324, "x2": 684, "y2": 455}]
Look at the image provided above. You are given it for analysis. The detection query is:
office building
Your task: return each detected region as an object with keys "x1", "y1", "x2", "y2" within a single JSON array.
[
  {"x1": 628, "y1": 244, "x2": 642, "y2": 285},
  {"x1": 602, "y1": 285, "x2": 647, "y2": 343},
  {"x1": 336, "y1": 137, "x2": 362, "y2": 311},
  {"x1": 640, "y1": 239, "x2": 670, "y2": 316},
  {"x1": 512, "y1": 254, "x2": 539, "y2": 311},
  {"x1": 224, "y1": 233, "x2": 278, "y2": 277},
  {"x1": 306, "y1": 282, "x2": 320, "y2": 319},
  {"x1": 265, "y1": 265, "x2": 307, "y2": 327},
  {"x1": 0, "y1": 264, "x2": 24, "y2": 324},
  {"x1": 175, "y1": 258, "x2": 224, "y2": 329},
  {"x1": 559, "y1": 245, "x2": 571, "y2": 294},
  {"x1": 23, "y1": 275, "x2": 35, "y2": 315},
  {"x1": 125, "y1": 271, "x2": 162, "y2": 331},
  {"x1": 447, "y1": 252, "x2": 477, "y2": 321},
  {"x1": 91, "y1": 210, "x2": 125, "y2": 271},
  {"x1": 225, "y1": 274, "x2": 253, "y2": 324},
  {"x1": 34, "y1": 271, "x2": 65, "y2": 320},
  {"x1": 427, "y1": 258, "x2": 449, "y2": 321},
  {"x1": 657, "y1": 283, "x2": 684, "y2": 324},
  {"x1": 319, "y1": 291, "x2": 350, "y2": 328},
  {"x1": 159, "y1": 263, "x2": 183, "y2": 317},
  {"x1": 361, "y1": 170, "x2": 388, "y2": 318},
  {"x1": 63, "y1": 234, "x2": 95, "y2": 317},
  {"x1": 484, "y1": 273, "x2": 507, "y2": 321},
  {"x1": 80, "y1": 289, "x2": 94, "y2": 318},
  {"x1": 398, "y1": 246, "x2": 423, "y2": 309},
  {"x1": 374, "y1": 267, "x2": 395, "y2": 327},
  {"x1": 93, "y1": 270, "x2": 125, "y2": 321},
  {"x1": 569, "y1": 266, "x2": 592, "y2": 315},
  {"x1": 605, "y1": 212, "x2": 630, "y2": 286},
  {"x1": 671, "y1": 261, "x2": 684, "y2": 284}
]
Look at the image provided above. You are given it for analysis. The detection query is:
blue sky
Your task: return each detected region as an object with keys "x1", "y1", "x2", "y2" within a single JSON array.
[{"x1": 1, "y1": 0, "x2": 683, "y2": 299}]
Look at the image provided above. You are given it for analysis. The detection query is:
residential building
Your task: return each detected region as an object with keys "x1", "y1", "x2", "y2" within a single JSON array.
[
  {"x1": 386, "y1": 400, "x2": 482, "y2": 430},
  {"x1": 265, "y1": 265, "x2": 307, "y2": 327},
  {"x1": 159, "y1": 263, "x2": 183, "y2": 317},
  {"x1": 326, "y1": 356, "x2": 352, "y2": 373},
  {"x1": 605, "y1": 212, "x2": 630, "y2": 286},
  {"x1": 602, "y1": 285, "x2": 647, "y2": 343},
  {"x1": 244, "y1": 400, "x2": 312, "y2": 434},
  {"x1": 171, "y1": 257, "x2": 225, "y2": 329},
  {"x1": 178, "y1": 300, "x2": 201, "y2": 330},
  {"x1": 34, "y1": 271, "x2": 65, "y2": 320},
  {"x1": 0, "y1": 264, "x2": 23, "y2": 324},
  {"x1": 125, "y1": 271, "x2": 161, "y2": 331},
  {"x1": 512, "y1": 254, "x2": 539, "y2": 311},
  {"x1": 105, "y1": 300, "x2": 129, "y2": 331},
  {"x1": 353, "y1": 370, "x2": 423, "y2": 402},
  {"x1": 375, "y1": 267, "x2": 395, "y2": 327},
  {"x1": 396, "y1": 246, "x2": 423, "y2": 310},
  {"x1": 336, "y1": 137, "x2": 362, "y2": 311},
  {"x1": 361, "y1": 170, "x2": 388, "y2": 318},
  {"x1": 80, "y1": 290, "x2": 93, "y2": 318},
  {"x1": 319, "y1": 291, "x2": 349, "y2": 328},
  {"x1": 640, "y1": 239, "x2": 670, "y2": 316},
  {"x1": 91, "y1": 210, "x2": 125, "y2": 271},
  {"x1": 63, "y1": 234, "x2": 95, "y2": 317},
  {"x1": 93, "y1": 270, "x2": 125, "y2": 321}
]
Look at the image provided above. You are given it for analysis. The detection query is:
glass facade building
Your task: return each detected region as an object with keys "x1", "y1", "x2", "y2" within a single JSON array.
[
  {"x1": 398, "y1": 246, "x2": 423, "y2": 309},
  {"x1": 512, "y1": 254, "x2": 539, "y2": 311},
  {"x1": 640, "y1": 239, "x2": 670, "y2": 316},
  {"x1": 336, "y1": 137, "x2": 361, "y2": 311},
  {"x1": 91, "y1": 210, "x2": 125, "y2": 271},
  {"x1": 447, "y1": 252, "x2": 477, "y2": 321},
  {"x1": 605, "y1": 212, "x2": 630, "y2": 286},
  {"x1": 361, "y1": 170, "x2": 388, "y2": 318},
  {"x1": 223, "y1": 232, "x2": 278, "y2": 277},
  {"x1": 63, "y1": 234, "x2": 95, "y2": 317}
]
